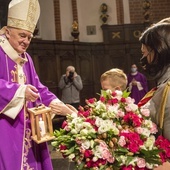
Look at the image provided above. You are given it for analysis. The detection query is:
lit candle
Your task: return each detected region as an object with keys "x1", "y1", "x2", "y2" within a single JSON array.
[{"x1": 39, "y1": 117, "x2": 46, "y2": 137}]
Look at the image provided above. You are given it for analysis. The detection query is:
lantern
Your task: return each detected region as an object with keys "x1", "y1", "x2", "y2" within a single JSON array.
[{"x1": 28, "y1": 104, "x2": 55, "y2": 144}]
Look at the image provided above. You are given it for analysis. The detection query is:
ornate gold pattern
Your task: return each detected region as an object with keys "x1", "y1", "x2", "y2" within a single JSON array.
[
  {"x1": 23, "y1": 128, "x2": 34, "y2": 170},
  {"x1": 11, "y1": 65, "x2": 18, "y2": 82},
  {"x1": 112, "y1": 32, "x2": 121, "y2": 39},
  {"x1": 142, "y1": 0, "x2": 151, "y2": 23},
  {"x1": 8, "y1": 0, "x2": 39, "y2": 33},
  {"x1": 133, "y1": 30, "x2": 141, "y2": 38},
  {"x1": 100, "y1": 3, "x2": 109, "y2": 24},
  {"x1": 10, "y1": 64, "x2": 26, "y2": 84}
]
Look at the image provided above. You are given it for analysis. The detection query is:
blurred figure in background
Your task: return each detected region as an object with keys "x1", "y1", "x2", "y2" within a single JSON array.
[
  {"x1": 127, "y1": 64, "x2": 148, "y2": 104},
  {"x1": 58, "y1": 66, "x2": 83, "y2": 110}
]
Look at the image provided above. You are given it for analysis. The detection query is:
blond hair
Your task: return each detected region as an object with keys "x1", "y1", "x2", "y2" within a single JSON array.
[{"x1": 100, "y1": 68, "x2": 127, "y2": 91}]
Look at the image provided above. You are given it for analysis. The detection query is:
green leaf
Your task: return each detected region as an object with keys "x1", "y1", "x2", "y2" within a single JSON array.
[
  {"x1": 64, "y1": 146, "x2": 75, "y2": 155},
  {"x1": 126, "y1": 156, "x2": 135, "y2": 165},
  {"x1": 122, "y1": 89, "x2": 131, "y2": 98}
]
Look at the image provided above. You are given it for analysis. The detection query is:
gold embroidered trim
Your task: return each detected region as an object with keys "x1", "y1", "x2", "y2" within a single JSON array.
[
  {"x1": 159, "y1": 81, "x2": 170, "y2": 129},
  {"x1": 8, "y1": 0, "x2": 38, "y2": 33},
  {"x1": 23, "y1": 128, "x2": 34, "y2": 170}
]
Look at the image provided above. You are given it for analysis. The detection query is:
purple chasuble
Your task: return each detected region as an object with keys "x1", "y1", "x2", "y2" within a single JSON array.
[
  {"x1": 0, "y1": 45, "x2": 56, "y2": 170},
  {"x1": 127, "y1": 72, "x2": 148, "y2": 104}
]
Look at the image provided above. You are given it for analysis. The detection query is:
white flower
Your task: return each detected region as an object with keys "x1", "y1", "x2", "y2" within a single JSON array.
[
  {"x1": 90, "y1": 140, "x2": 95, "y2": 148},
  {"x1": 125, "y1": 103, "x2": 138, "y2": 112},
  {"x1": 105, "y1": 89, "x2": 112, "y2": 94},
  {"x1": 143, "y1": 119, "x2": 153, "y2": 128},
  {"x1": 53, "y1": 89, "x2": 165, "y2": 170},
  {"x1": 107, "y1": 104, "x2": 119, "y2": 118},
  {"x1": 71, "y1": 129, "x2": 78, "y2": 134},
  {"x1": 93, "y1": 145, "x2": 102, "y2": 158},
  {"x1": 97, "y1": 119, "x2": 118, "y2": 134},
  {"x1": 70, "y1": 112, "x2": 78, "y2": 119},
  {"x1": 117, "y1": 155, "x2": 127, "y2": 164},
  {"x1": 125, "y1": 97, "x2": 135, "y2": 104},
  {"x1": 108, "y1": 103, "x2": 119, "y2": 111},
  {"x1": 92, "y1": 156, "x2": 98, "y2": 162},
  {"x1": 68, "y1": 153, "x2": 75, "y2": 160},
  {"x1": 72, "y1": 117, "x2": 83, "y2": 124},
  {"x1": 101, "y1": 112, "x2": 108, "y2": 118},
  {"x1": 80, "y1": 129, "x2": 89, "y2": 136},
  {"x1": 111, "y1": 125, "x2": 119, "y2": 135},
  {"x1": 95, "y1": 117, "x2": 103, "y2": 127},
  {"x1": 128, "y1": 157, "x2": 138, "y2": 166},
  {"x1": 142, "y1": 128, "x2": 151, "y2": 137},
  {"x1": 104, "y1": 119, "x2": 113, "y2": 127},
  {"x1": 98, "y1": 125, "x2": 109, "y2": 134},
  {"x1": 81, "y1": 140, "x2": 91, "y2": 149},
  {"x1": 75, "y1": 123, "x2": 83, "y2": 131},
  {"x1": 142, "y1": 135, "x2": 156, "y2": 150},
  {"x1": 146, "y1": 162, "x2": 156, "y2": 169},
  {"x1": 66, "y1": 123, "x2": 72, "y2": 130},
  {"x1": 115, "y1": 90, "x2": 123, "y2": 99},
  {"x1": 96, "y1": 101, "x2": 106, "y2": 110},
  {"x1": 82, "y1": 122, "x2": 92, "y2": 128}
]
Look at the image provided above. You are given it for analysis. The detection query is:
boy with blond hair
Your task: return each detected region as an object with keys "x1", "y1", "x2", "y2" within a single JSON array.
[
  {"x1": 100, "y1": 68, "x2": 127, "y2": 92},
  {"x1": 66, "y1": 68, "x2": 127, "y2": 113}
]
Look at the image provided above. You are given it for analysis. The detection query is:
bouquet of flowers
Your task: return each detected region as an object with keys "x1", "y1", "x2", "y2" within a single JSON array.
[{"x1": 52, "y1": 90, "x2": 170, "y2": 170}]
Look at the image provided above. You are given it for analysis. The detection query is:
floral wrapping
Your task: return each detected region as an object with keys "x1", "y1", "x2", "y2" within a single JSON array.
[{"x1": 52, "y1": 90, "x2": 170, "y2": 170}]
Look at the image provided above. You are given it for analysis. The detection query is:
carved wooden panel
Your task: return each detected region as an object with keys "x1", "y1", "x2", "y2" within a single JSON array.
[
  {"x1": 59, "y1": 51, "x2": 75, "y2": 74},
  {"x1": 101, "y1": 24, "x2": 146, "y2": 44},
  {"x1": 76, "y1": 45, "x2": 94, "y2": 104}
]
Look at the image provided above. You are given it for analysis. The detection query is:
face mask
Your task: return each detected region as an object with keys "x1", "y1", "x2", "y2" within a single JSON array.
[
  {"x1": 140, "y1": 56, "x2": 148, "y2": 70},
  {"x1": 131, "y1": 68, "x2": 137, "y2": 73}
]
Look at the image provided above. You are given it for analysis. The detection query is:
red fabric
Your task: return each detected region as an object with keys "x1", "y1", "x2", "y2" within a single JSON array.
[{"x1": 138, "y1": 87, "x2": 157, "y2": 107}]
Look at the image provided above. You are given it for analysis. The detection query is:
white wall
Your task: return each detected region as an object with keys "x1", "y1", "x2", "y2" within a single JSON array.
[
  {"x1": 39, "y1": 0, "x2": 130, "y2": 42},
  {"x1": 60, "y1": 0, "x2": 73, "y2": 41},
  {"x1": 59, "y1": 0, "x2": 117, "y2": 42},
  {"x1": 76, "y1": 0, "x2": 117, "y2": 42},
  {"x1": 123, "y1": 0, "x2": 130, "y2": 24},
  {"x1": 38, "y1": 0, "x2": 56, "y2": 40}
]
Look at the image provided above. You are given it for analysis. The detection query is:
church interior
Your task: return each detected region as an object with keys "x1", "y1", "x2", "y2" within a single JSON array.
[{"x1": 1, "y1": 0, "x2": 170, "y2": 169}]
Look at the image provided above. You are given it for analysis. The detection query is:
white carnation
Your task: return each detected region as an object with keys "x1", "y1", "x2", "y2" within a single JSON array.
[{"x1": 82, "y1": 140, "x2": 91, "y2": 149}]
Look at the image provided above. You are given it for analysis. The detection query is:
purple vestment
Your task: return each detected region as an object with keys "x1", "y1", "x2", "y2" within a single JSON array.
[
  {"x1": 127, "y1": 72, "x2": 148, "y2": 104},
  {"x1": 0, "y1": 41, "x2": 56, "y2": 170}
]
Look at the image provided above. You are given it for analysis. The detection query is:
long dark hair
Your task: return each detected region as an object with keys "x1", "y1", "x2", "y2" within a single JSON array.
[{"x1": 139, "y1": 23, "x2": 170, "y2": 78}]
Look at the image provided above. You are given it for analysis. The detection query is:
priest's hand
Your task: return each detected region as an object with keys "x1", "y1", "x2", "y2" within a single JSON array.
[
  {"x1": 25, "y1": 84, "x2": 39, "y2": 102},
  {"x1": 49, "y1": 102, "x2": 75, "y2": 116},
  {"x1": 66, "y1": 104, "x2": 78, "y2": 113}
]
